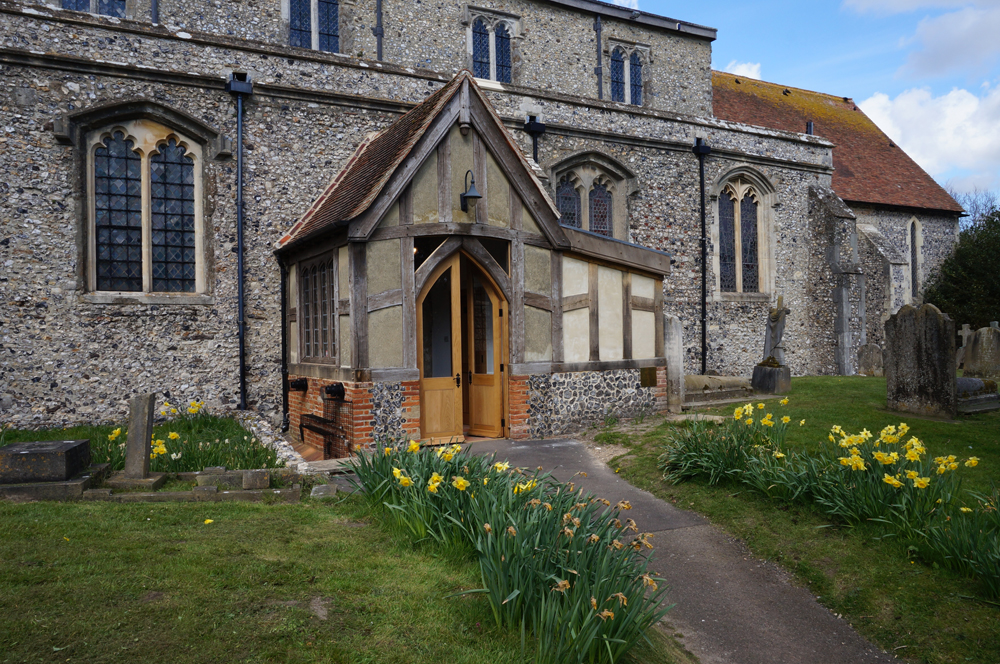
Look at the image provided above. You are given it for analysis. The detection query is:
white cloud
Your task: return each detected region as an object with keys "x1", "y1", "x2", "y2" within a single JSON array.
[
  {"x1": 611, "y1": 0, "x2": 640, "y2": 8},
  {"x1": 902, "y1": 7, "x2": 1000, "y2": 77},
  {"x1": 859, "y1": 84, "x2": 1000, "y2": 189},
  {"x1": 843, "y1": 0, "x2": 996, "y2": 13},
  {"x1": 723, "y1": 60, "x2": 762, "y2": 80}
]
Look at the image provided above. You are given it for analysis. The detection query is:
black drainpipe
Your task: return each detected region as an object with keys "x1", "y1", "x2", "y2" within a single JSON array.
[
  {"x1": 226, "y1": 72, "x2": 253, "y2": 410},
  {"x1": 593, "y1": 15, "x2": 603, "y2": 100},
  {"x1": 371, "y1": 0, "x2": 384, "y2": 61},
  {"x1": 693, "y1": 137, "x2": 711, "y2": 375},
  {"x1": 278, "y1": 255, "x2": 290, "y2": 432},
  {"x1": 150, "y1": 0, "x2": 158, "y2": 24}
]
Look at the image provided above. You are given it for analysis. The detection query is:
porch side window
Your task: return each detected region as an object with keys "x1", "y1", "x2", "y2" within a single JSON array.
[{"x1": 299, "y1": 257, "x2": 336, "y2": 361}]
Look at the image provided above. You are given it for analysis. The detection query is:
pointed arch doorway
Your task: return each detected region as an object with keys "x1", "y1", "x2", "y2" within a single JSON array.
[{"x1": 416, "y1": 252, "x2": 508, "y2": 443}]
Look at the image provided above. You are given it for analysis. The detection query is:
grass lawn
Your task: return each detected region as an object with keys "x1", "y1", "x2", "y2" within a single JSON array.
[
  {"x1": 608, "y1": 376, "x2": 1000, "y2": 664},
  {"x1": 0, "y1": 493, "x2": 690, "y2": 664}
]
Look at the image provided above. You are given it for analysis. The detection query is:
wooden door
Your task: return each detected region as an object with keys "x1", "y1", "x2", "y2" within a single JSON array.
[
  {"x1": 417, "y1": 254, "x2": 464, "y2": 442},
  {"x1": 466, "y1": 272, "x2": 505, "y2": 437}
]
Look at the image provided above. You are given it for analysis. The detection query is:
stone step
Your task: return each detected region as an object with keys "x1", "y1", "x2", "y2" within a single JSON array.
[{"x1": 684, "y1": 387, "x2": 753, "y2": 404}]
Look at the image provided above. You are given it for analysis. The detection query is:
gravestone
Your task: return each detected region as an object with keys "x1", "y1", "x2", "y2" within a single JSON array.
[
  {"x1": 0, "y1": 439, "x2": 91, "y2": 484},
  {"x1": 884, "y1": 303, "x2": 956, "y2": 418},
  {"x1": 857, "y1": 344, "x2": 883, "y2": 377},
  {"x1": 752, "y1": 297, "x2": 791, "y2": 394},
  {"x1": 957, "y1": 324, "x2": 973, "y2": 368},
  {"x1": 964, "y1": 326, "x2": 1000, "y2": 380},
  {"x1": 663, "y1": 314, "x2": 685, "y2": 413},
  {"x1": 105, "y1": 392, "x2": 167, "y2": 490}
]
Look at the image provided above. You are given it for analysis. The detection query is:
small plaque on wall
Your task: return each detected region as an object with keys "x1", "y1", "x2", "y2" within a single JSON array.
[{"x1": 639, "y1": 367, "x2": 657, "y2": 388}]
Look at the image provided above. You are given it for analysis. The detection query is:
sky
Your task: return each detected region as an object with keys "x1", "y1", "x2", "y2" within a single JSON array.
[{"x1": 614, "y1": 0, "x2": 1000, "y2": 194}]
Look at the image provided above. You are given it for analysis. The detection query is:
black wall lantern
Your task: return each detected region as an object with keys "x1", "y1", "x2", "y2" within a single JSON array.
[
  {"x1": 289, "y1": 377, "x2": 308, "y2": 392},
  {"x1": 323, "y1": 383, "x2": 346, "y2": 401},
  {"x1": 460, "y1": 169, "x2": 482, "y2": 213}
]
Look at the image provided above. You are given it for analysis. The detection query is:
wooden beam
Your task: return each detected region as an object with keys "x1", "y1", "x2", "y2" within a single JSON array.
[
  {"x1": 349, "y1": 242, "x2": 368, "y2": 369},
  {"x1": 474, "y1": 130, "x2": 487, "y2": 225},
  {"x1": 414, "y1": 236, "x2": 463, "y2": 297},
  {"x1": 367, "y1": 288, "x2": 403, "y2": 312},
  {"x1": 631, "y1": 295, "x2": 655, "y2": 312},
  {"x1": 623, "y1": 271, "x2": 632, "y2": 361},
  {"x1": 562, "y1": 226, "x2": 672, "y2": 276},
  {"x1": 367, "y1": 221, "x2": 554, "y2": 247},
  {"x1": 401, "y1": 236, "x2": 416, "y2": 369},
  {"x1": 589, "y1": 262, "x2": 599, "y2": 362},
  {"x1": 370, "y1": 368, "x2": 421, "y2": 382},
  {"x1": 508, "y1": 357, "x2": 666, "y2": 375},
  {"x1": 510, "y1": 186, "x2": 522, "y2": 232},
  {"x1": 462, "y1": 237, "x2": 513, "y2": 304},
  {"x1": 654, "y1": 278, "x2": 664, "y2": 357},
  {"x1": 562, "y1": 293, "x2": 589, "y2": 312},
  {"x1": 523, "y1": 292, "x2": 552, "y2": 311},
  {"x1": 510, "y1": 238, "x2": 525, "y2": 364},
  {"x1": 437, "y1": 132, "x2": 451, "y2": 225},
  {"x1": 551, "y1": 250, "x2": 563, "y2": 363}
]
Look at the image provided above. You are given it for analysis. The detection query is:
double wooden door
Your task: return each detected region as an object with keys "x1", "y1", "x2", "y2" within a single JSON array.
[{"x1": 416, "y1": 253, "x2": 506, "y2": 442}]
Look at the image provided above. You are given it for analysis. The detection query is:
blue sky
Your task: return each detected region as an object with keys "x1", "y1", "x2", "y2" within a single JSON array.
[{"x1": 624, "y1": 0, "x2": 1000, "y2": 194}]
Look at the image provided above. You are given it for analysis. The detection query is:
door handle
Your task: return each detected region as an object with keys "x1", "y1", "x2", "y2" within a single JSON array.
[
  {"x1": 468, "y1": 370, "x2": 473, "y2": 384},
  {"x1": 455, "y1": 373, "x2": 461, "y2": 387}
]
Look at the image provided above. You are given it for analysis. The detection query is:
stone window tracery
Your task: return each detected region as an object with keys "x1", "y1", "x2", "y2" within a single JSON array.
[
  {"x1": 288, "y1": 0, "x2": 339, "y2": 53},
  {"x1": 464, "y1": 7, "x2": 520, "y2": 84},
  {"x1": 605, "y1": 41, "x2": 648, "y2": 106},
  {"x1": 551, "y1": 153, "x2": 637, "y2": 242},
  {"x1": 86, "y1": 121, "x2": 206, "y2": 296},
  {"x1": 716, "y1": 178, "x2": 765, "y2": 294},
  {"x1": 62, "y1": 0, "x2": 125, "y2": 17}
]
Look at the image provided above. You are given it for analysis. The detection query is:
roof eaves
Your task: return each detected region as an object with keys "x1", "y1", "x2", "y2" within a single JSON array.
[{"x1": 543, "y1": 0, "x2": 716, "y2": 40}]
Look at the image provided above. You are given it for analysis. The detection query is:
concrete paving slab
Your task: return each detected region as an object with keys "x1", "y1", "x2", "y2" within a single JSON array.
[{"x1": 469, "y1": 438, "x2": 895, "y2": 664}]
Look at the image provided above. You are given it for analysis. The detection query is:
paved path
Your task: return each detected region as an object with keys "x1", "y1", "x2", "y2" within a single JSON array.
[{"x1": 467, "y1": 438, "x2": 896, "y2": 664}]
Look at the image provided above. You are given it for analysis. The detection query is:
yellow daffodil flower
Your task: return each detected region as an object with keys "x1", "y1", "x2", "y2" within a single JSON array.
[
  {"x1": 965, "y1": 457, "x2": 979, "y2": 467},
  {"x1": 960, "y1": 507, "x2": 972, "y2": 513},
  {"x1": 905, "y1": 448, "x2": 921, "y2": 462},
  {"x1": 757, "y1": 403, "x2": 765, "y2": 410},
  {"x1": 781, "y1": 416, "x2": 791, "y2": 424},
  {"x1": 799, "y1": 419, "x2": 806, "y2": 426},
  {"x1": 773, "y1": 451, "x2": 785, "y2": 459},
  {"x1": 639, "y1": 573, "x2": 658, "y2": 590},
  {"x1": 937, "y1": 465, "x2": 948, "y2": 475},
  {"x1": 407, "y1": 440, "x2": 420, "y2": 453},
  {"x1": 883, "y1": 473, "x2": 903, "y2": 488},
  {"x1": 905, "y1": 470, "x2": 919, "y2": 479},
  {"x1": 745, "y1": 418, "x2": 754, "y2": 426},
  {"x1": 168, "y1": 432, "x2": 180, "y2": 440},
  {"x1": 493, "y1": 461, "x2": 510, "y2": 472},
  {"x1": 598, "y1": 609, "x2": 615, "y2": 621},
  {"x1": 427, "y1": 482, "x2": 439, "y2": 493},
  {"x1": 780, "y1": 397, "x2": 789, "y2": 405},
  {"x1": 734, "y1": 406, "x2": 744, "y2": 420},
  {"x1": 392, "y1": 467, "x2": 402, "y2": 479},
  {"x1": 913, "y1": 477, "x2": 930, "y2": 489},
  {"x1": 452, "y1": 476, "x2": 470, "y2": 491},
  {"x1": 398, "y1": 475, "x2": 413, "y2": 487}
]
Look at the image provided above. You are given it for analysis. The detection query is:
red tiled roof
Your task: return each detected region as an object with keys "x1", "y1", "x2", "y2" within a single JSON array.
[
  {"x1": 277, "y1": 73, "x2": 465, "y2": 249},
  {"x1": 712, "y1": 71, "x2": 963, "y2": 214}
]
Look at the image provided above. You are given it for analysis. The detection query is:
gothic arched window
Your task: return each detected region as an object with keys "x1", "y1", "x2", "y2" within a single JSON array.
[
  {"x1": 495, "y1": 23, "x2": 512, "y2": 83},
  {"x1": 150, "y1": 139, "x2": 197, "y2": 293},
  {"x1": 609, "y1": 48, "x2": 626, "y2": 103},
  {"x1": 94, "y1": 132, "x2": 143, "y2": 292},
  {"x1": 557, "y1": 178, "x2": 581, "y2": 229},
  {"x1": 288, "y1": 0, "x2": 339, "y2": 53},
  {"x1": 589, "y1": 184, "x2": 612, "y2": 237},
  {"x1": 62, "y1": 0, "x2": 125, "y2": 17},
  {"x1": 629, "y1": 51, "x2": 643, "y2": 106},
  {"x1": 717, "y1": 179, "x2": 762, "y2": 293},
  {"x1": 472, "y1": 19, "x2": 491, "y2": 79}
]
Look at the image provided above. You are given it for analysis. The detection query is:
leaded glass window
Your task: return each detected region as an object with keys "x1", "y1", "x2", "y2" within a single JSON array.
[
  {"x1": 94, "y1": 132, "x2": 143, "y2": 292},
  {"x1": 62, "y1": 0, "x2": 90, "y2": 11},
  {"x1": 318, "y1": 0, "x2": 339, "y2": 53},
  {"x1": 740, "y1": 194, "x2": 758, "y2": 292},
  {"x1": 718, "y1": 193, "x2": 737, "y2": 293},
  {"x1": 150, "y1": 139, "x2": 196, "y2": 293},
  {"x1": 495, "y1": 23, "x2": 512, "y2": 83},
  {"x1": 301, "y1": 267, "x2": 312, "y2": 358},
  {"x1": 556, "y1": 179, "x2": 581, "y2": 229},
  {"x1": 97, "y1": 0, "x2": 125, "y2": 17},
  {"x1": 472, "y1": 19, "x2": 490, "y2": 79},
  {"x1": 289, "y1": 0, "x2": 311, "y2": 48},
  {"x1": 589, "y1": 184, "x2": 612, "y2": 237},
  {"x1": 629, "y1": 52, "x2": 643, "y2": 106},
  {"x1": 609, "y1": 48, "x2": 625, "y2": 103},
  {"x1": 300, "y1": 259, "x2": 335, "y2": 361}
]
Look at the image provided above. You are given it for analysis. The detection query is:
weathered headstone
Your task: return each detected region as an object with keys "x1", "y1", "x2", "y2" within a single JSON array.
[
  {"x1": 964, "y1": 326, "x2": 1000, "y2": 380},
  {"x1": 664, "y1": 314, "x2": 685, "y2": 413},
  {"x1": 993, "y1": 321, "x2": 999, "y2": 329},
  {"x1": 124, "y1": 393, "x2": 156, "y2": 479},
  {"x1": 884, "y1": 303, "x2": 956, "y2": 418},
  {"x1": 857, "y1": 344, "x2": 883, "y2": 377},
  {"x1": 753, "y1": 297, "x2": 791, "y2": 393},
  {"x1": 957, "y1": 324, "x2": 973, "y2": 368},
  {"x1": 762, "y1": 295, "x2": 790, "y2": 364}
]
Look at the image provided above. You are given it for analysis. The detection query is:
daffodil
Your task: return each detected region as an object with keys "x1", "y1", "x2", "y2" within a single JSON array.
[
  {"x1": 597, "y1": 609, "x2": 615, "y2": 621},
  {"x1": 384, "y1": 446, "x2": 392, "y2": 456},
  {"x1": 734, "y1": 406, "x2": 744, "y2": 420},
  {"x1": 913, "y1": 477, "x2": 930, "y2": 489},
  {"x1": 745, "y1": 418, "x2": 754, "y2": 426},
  {"x1": 965, "y1": 457, "x2": 979, "y2": 467},
  {"x1": 883, "y1": 473, "x2": 903, "y2": 488},
  {"x1": 452, "y1": 476, "x2": 470, "y2": 491},
  {"x1": 493, "y1": 461, "x2": 510, "y2": 472},
  {"x1": 773, "y1": 451, "x2": 785, "y2": 459},
  {"x1": 507, "y1": 526, "x2": 517, "y2": 537},
  {"x1": 960, "y1": 507, "x2": 972, "y2": 513},
  {"x1": 170, "y1": 452, "x2": 182, "y2": 461},
  {"x1": 170, "y1": 408, "x2": 177, "y2": 415},
  {"x1": 799, "y1": 419, "x2": 806, "y2": 426},
  {"x1": 639, "y1": 573, "x2": 658, "y2": 590},
  {"x1": 905, "y1": 470, "x2": 919, "y2": 480},
  {"x1": 427, "y1": 482, "x2": 439, "y2": 493},
  {"x1": 552, "y1": 579, "x2": 570, "y2": 593},
  {"x1": 780, "y1": 397, "x2": 789, "y2": 405},
  {"x1": 168, "y1": 431, "x2": 180, "y2": 440},
  {"x1": 781, "y1": 416, "x2": 790, "y2": 424},
  {"x1": 407, "y1": 440, "x2": 420, "y2": 453},
  {"x1": 398, "y1": 475, "x2": 413, "y2": 487},
  {"x1": 905, "y1": 448, "x2": 921, "y2": 462},
  {"x1": 392, "y1": 466, "x2": 402, "y2": 479},
  {"x1": 757, "y1": 403, "x2": 765, "y2": 410}
]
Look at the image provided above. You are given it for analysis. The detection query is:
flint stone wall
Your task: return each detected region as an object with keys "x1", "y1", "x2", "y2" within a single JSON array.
[
  {"x1": 884, "y1": 303, "x2": 956, "y2": 418},
  {"x1": 526, "y1": 369, "x2": 656, "y2": 439}
]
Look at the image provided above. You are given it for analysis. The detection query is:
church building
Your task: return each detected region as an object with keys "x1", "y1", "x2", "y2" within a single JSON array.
[{"x1": 0, "y1": 0, "x2": 961, "y2": 453}]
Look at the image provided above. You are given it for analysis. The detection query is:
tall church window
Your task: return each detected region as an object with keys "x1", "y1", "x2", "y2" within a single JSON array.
[
  {"x1": 299, "y1": 257, "x2": 336, "y2": 361},
  {"x1": 629, "y1": 52, "x2": 643, "y2": 106},
  {"x1": 472, "y1": 19, "x2": 490, "y2": 79},
  {"x1": 288, "y1": 0, "x2": 339, "y2": 53},
  {"x1": 150, "y1": 139, "x2": 196, "y2": 293},
  {"x1": 495, "y1": 23, "x2": 512, "y2": 84},
  {"x1": 589, "y1": 184, "x2": 612, "y2": 237},
  {"x1": 717, "y1": 179, "x2": 762, "y2": 293},
  {"x1": 609, "y1": 48, "x2": 626, "y2": 103},
  {"x1": 62, "y1": 0, "x2": 125, "y2": 17},
  {"x1": 87, "y1": 122, "x2": 205, "y2": 296},
  {"x1": 557, "y1": 178, "x2": 581, "y2": 229},
  {"x1": 94, "y1": 132, "x2": 143, "y2": 292}
]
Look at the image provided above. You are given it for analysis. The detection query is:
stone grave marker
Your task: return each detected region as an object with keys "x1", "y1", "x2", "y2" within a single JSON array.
[
  {"x1": 0, "y1": 438, "x2": 109, "y2": 501},
  {"x1": 752, "y1": 296, "x2": 791, "y2": 393},
  {"x1": 664, "y1": 314, "x2": 685, "y2": 413},
  {"x1": 957, "y1": 324, "x2": 973, "y2": 368},
  {"x1": 106, "y1": 392, "x2": 167, "y2": 490},
  {"x1": 857, "y1": 344, "x2": 883, "y2": 377},
  {"x1": 884, "y1": 303, "x2": 956, "y2": 418},
  {"x1": 964, "y1": 325, "x2": 1000, "y2": 380}
]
